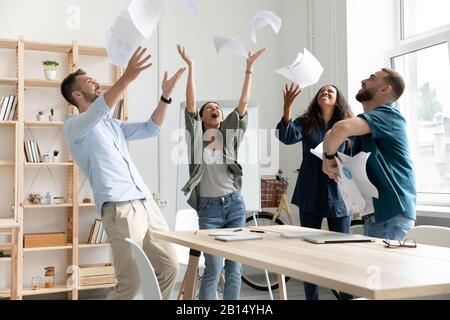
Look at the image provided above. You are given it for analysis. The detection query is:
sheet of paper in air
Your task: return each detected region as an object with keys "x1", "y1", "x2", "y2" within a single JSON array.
[
  {"x1": 276, "y1": 49, "x2": 324, "y2": 89},
  {"x1": 128, "y1": 0, "x2": 165, "y2": 39},
  {"x1": 310, "y1": 142, "x2": 324, "y2": 160},
  {"x1": 177, "y1": 0, "x2": 198, "y2": 16},
  {"x1": 335, "y1": 152, "x2": 379, "y2": 216},
  {"x1": 249, "y1": 10, "x2": 282, "y2": 44},
  {"x1": 213, "y1": 36, "x2": 248, "y2": 59},
  {"x1": 106, "y1": 10, "x2": 144, "y2": 67}
]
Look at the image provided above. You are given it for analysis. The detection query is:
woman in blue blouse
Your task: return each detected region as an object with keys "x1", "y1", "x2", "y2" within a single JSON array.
[{"x1": 276, "y1": 83, "x2": 354, "y2": 300}]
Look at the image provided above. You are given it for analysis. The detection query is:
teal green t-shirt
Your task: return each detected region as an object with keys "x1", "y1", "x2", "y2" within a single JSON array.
[{"x1": 353, "y1": 104, "x2": 416, "y2": 222}]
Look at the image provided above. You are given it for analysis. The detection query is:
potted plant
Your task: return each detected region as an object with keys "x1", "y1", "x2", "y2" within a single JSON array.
[
  {"x1": 52, "y1": 150, "x2": 60, "y2": 162},
  {"x1": 42, "y1": 60, "x2": 59, "y2": 80}
]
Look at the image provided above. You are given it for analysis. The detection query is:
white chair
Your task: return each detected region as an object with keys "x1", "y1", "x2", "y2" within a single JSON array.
[
  {"x1": 404, "y1": 225, "x2": 450, "y2": 300},
  {"x1": 125, "y1": 238, "x2": 162, "y2": 300},
  {"x1": 404, "y1": 225, "x2": 450, "y2": 247}
]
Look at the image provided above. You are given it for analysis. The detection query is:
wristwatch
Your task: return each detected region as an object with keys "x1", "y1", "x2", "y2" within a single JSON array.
[
  {"x1": 324, "y1": 152, "x2": 338, "y2": 160},
  {"x1": 160, "y1": 95, "x2": 172, "y2": 104}
]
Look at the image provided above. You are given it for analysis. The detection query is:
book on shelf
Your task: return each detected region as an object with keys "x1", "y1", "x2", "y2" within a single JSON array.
[
  {"x1": 86, "y1": 219, "x2": 107, "y2": 244},
  {"x1": 0, "y1": 95, "x2": 17, "y2": 121},
  {"x1": 23, "y1": 139, "x2": 42, "y2": 163},
  {"x1": 79, "y1": 263, "x2": 115, "y2": 277},
  {"x1": 79, "y1": 274, "x2": 116, "y2": 286}
]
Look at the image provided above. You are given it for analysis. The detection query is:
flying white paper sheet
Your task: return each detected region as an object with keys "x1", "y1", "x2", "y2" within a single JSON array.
[
  {"x1": 276, "y1": 49, "x2": 324, "y2": 89},
  {"x1": 310, "y1": 142, "x2": 324, "y2": 160},
  {"x1": 177, "y1": 0, "x2": 198, "y2": 16},
  {"x1": 336, "y1": 152, "x2": 379, "y2": 216},
  {"x1": 250, "y1": 10, "x2": 282, "y2": 44},
  {"x1": 106, "y1": 10, "x2": 143, "y2": 67},
  {"x1": 213, "y1": 36, "x2": 248, "y2": 59},
  {"x1": 128, "y1": 0, "x2": 165, "y2": 39}
]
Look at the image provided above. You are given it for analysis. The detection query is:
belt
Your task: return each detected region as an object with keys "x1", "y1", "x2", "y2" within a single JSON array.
[{"x1": 361, "y1": 213, "x2": 375, "y2": 221}]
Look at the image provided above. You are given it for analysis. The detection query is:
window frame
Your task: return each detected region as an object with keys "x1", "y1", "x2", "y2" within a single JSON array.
[{"x1": 385, "y1": 11, "x2": 450, "y2": 206}]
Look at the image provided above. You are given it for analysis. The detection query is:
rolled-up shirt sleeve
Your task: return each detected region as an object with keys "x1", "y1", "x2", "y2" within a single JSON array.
[
  {"x1": 276, "y1": 117, "x2": 304, "y2": 145},
  {"x1": 119, "y1": 118, "x2": 161, "y2": 140}
]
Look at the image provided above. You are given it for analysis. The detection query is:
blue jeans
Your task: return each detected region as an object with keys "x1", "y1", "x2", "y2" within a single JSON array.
[
  {"x1": 197, "y1": 191, "x2": 246, "y2": 300},
  {"x1": 364, "y1": 214, "x2": 415, "y2": 240},
  {"x1": 299, "y1": 211, "x2": 352, "y2": 300}
]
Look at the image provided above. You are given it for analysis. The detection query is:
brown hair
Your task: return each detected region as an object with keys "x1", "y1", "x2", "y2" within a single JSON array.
[
  {"x1": 382, "y1": 68, "x2": 405, "y2": 101},
  {"x1": 300, "y1": 85, "x2": 353, "y2": 135},
  {"x1": 199, "y1": 101, "x2": 223, "y2": 118},
  {"x1": 61, "y1": 69, "x2": 86, "y2": 107}
]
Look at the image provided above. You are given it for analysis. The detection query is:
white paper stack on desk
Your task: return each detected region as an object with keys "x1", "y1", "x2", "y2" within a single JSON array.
[{"x1": 210, "y1": 231, "x2": 263, "y2": 242}]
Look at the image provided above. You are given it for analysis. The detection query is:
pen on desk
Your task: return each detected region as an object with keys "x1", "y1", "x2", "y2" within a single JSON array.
[
  {"x1": 233, "y1": 228, "x2": 243, "y2": 232},
  {"x1": 250, "y1": 230, "x2": 265, "y2": 233}
]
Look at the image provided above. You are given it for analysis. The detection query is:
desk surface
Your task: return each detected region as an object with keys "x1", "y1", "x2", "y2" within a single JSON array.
[{"x1": 154, "y1": 225, "x2": 450, "y2": 300}]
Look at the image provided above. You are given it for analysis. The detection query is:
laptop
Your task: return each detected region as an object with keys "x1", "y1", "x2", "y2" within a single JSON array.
[{"x1": 302, "y1": 233, "x2": 376, "y2": 244}]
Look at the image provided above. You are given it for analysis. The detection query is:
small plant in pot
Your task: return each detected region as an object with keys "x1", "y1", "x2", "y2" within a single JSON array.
[
  {"x1": 42, "y1": 60, "x2": 59, "y2": 80},
  {"x1": 52, "y1": 150, "x2": 60, "y2": 162}
]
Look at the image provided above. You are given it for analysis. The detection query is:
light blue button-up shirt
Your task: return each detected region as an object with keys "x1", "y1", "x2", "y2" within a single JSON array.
[{"x1": 63, "y1": 95, "x2": 160, "y2": 213}]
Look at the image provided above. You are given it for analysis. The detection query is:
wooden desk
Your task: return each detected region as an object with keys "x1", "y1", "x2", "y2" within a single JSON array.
[
  {"x1": 154, "y1": 225, "x2": 450, "y2": 300},
  {"x1": 0, "y1": 219, "x2": 19, "y2": 300}
]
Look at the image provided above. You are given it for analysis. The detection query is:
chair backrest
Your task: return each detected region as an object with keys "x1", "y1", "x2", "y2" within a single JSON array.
[
  {"x1": 125, "y1": 238, "x2": 162, "y2": 300},
  {"x1": 174, "y1": 209, "x2": 205, "y2": 267},
  {"x1": 404, "y1": 225, "x2": 450, "y2": 248}
]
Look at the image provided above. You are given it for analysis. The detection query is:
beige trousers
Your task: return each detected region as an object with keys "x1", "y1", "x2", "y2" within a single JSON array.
[{"x1": 101, "y1": 199, "x2": 179, "y2": 300}]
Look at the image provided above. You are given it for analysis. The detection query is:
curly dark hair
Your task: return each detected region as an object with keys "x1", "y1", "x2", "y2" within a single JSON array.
[{"x1": 300, "y1": 85, "x2": 353, "y2": 134}]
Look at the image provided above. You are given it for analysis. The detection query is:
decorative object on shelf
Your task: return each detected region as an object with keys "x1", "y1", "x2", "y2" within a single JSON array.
[
  {"x1": 52, "y1": 149, "x2": 60, "y2": 162},
  {"x1": 44, "y1": 192, "x2": 53, "y2": 204},
  {"x1": 53, "y1": 196, "x2": 64, "y2": 204},
  {"x1": 42, "y1": 60, "x2": 59, "y2": 80},
  {"x1": 31, "y1": 276, "x2": 43, "y2": 290},
  {"x1": 23, "y1": 232, "x2": 67, "y2": 248},
  {"x1": 49, "y1": 108, "x2": 55, "y2": 121},
  {"x1": 44, "y1": 266, "x2": 55, "y2": 288},
  {"x1": 37, "y1": 111, "x2": 47, "y2": 121},
  {"x1": 27, "y1": 193, "x2": 41, "y2": 204},
  {"x1": 82, "y1": 197, "x2": 92, "y2": 203},
  {"x1": 41, "y1": 154, "x2": 50, "y2": 163}
]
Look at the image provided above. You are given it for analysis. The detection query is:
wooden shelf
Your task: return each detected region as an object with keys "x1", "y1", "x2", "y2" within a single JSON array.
[
  {"x1": 24, "y1": 79, "x2": 61, "y2": 88},
  {"x1": 24, "y1": 162, "x2": 73, "y2": 167},
  {"x1": 23, "y1": 245, "x2": 72, "y2": 252},
  {"x1": 25, "y1": 121, "x2": 63, "y2": 127},
  {"x1": 0, "y1": 78, "x2": 18, "y2": 86},
  {"x1": 79, "y1": 203, "x2": 95, "y2": 208},
  {"x1": 78, "y1": 282, "x2": 116, "y2": 290},
  {"x1": 79, "y1": 243, "x2": 110, "y2": 249},
  {"x1": 24, "y1": 203, "x2": 72, "y2": 209},
  {"x1": 0, "y1": 39, "x2": 17, "y2": 49},
  {"x1": 78, "y1": 45, "x2": 107, "y2": 57},
  {"x1": 21, "y1": 285, "x2": 72, "y2": 296},
  {"x1": 0, "y1": 219, "x2": 18, "y2": 228},
  {"x1": 24, "y1": 41, "x2": 72, "y2": 53},
  {"x1": 0, "y1": 161, "x2": 14, "y2": 166},
  {"x1": 0, "y1": 257, "x2": 11, "y2": 263},
  {"x1": 0, "y1": 121, "x2": 17, "y2": 126}
]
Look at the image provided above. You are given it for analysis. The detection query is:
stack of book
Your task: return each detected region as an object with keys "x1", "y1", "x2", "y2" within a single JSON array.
[
  {"x1": 0, "y1": 95, "x2": 17, "y2": 121},
  {"x1": 86, "y1": 219, "x2": 107, "y2": 244},
  {"x1": 24, "y1": 140, "x2": 42, "y2": 163},
  {"x1": 78, "y1": 263, "x2": 116, "y2": 287}
]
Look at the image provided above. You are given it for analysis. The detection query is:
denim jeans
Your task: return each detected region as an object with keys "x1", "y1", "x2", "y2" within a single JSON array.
[
  {"x1": 364, "y1": 214, "x2": 415, "y2": 240},
  {"x1": 299, "y1": 211, "x2": 352, "y2": 300},
  {"x1": 197, "y1": 191, "x2": 246, "y2": 300}
]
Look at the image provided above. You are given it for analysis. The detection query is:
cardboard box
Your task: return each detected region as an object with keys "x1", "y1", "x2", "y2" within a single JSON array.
[{"x1": 23, "y1": 232, "x2": 67, "y2": 248}]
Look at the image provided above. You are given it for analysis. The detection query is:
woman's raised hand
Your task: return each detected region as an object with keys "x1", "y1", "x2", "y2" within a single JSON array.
[{"x1": 177, "y1": 44, "x2": 193, "y2": 67}]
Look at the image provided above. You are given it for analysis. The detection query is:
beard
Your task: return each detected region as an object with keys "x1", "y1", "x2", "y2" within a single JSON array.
[
  {"x1": 81, "y1": 90, "x2": 99, "y2": 103},
  {"x1": 355, "y1": 87, "x2": 375, "y2": 102}
]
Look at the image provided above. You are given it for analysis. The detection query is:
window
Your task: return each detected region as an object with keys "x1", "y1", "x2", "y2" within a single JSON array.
[
  {"x1": 388, "y1": 4, "x2": 450, "y2": 205},
  {"x1": 401, "y1": 0, "x2": 450, "y2": 39}
]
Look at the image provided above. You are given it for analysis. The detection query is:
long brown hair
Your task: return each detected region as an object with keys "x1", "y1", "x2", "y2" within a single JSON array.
[{"x1": 300, "y1": 85, "x2": 353, "y2": 135}]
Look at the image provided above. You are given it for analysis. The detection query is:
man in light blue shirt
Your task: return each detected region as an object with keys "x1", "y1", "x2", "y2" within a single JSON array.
[{"x1": 61, "y1": 47, "x2": 185, "y2": 299}]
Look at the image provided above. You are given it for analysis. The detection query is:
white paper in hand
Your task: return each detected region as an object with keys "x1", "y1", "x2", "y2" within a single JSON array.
[
  {"x1": 310, "y1": 142, "x2": 324, "y2": 160},
  {"x1": 213, "y1": 36, "x2": 248, "y2": 59},
  {"x1": 249, "y1": 10, "x2": 282, "y2": 44},
  {"x1": 128, "y1": 0, "x2": 165, "y2": 39},
  {"x1": 276, "y1": 49, "x2": 324, "y2": 89},
  {"x1": 106, "y1": 10, "x2": 143, "y2": 67},
  {"x1": 336, "y1": 152, "x2": 379, "y2": 216},
  {"x1": 177, "y1": 0, "x2": 198, "y2": 16}
]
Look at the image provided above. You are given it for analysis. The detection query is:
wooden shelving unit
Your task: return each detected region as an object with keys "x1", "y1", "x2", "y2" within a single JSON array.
[{"x1": 0, "y1": 37, "x2": 126, "y2": 300}]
